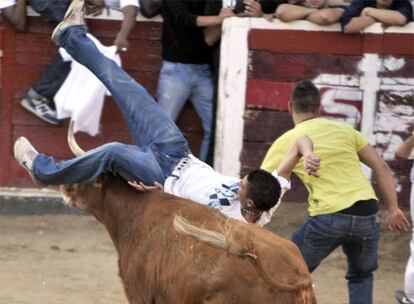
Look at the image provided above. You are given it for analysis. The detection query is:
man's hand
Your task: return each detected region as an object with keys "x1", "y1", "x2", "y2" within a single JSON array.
[
  {"x1": 128, "y1": 181, "x2": 164, "y2": 192},
  {"x1": 303, "y1": 153, "x2": 320, "y2": 177},
  {"x1": 243, "y1": 0, "x2": 263, "y2": 17},
  {"x1": 85, "y1": 0, "x2": 106, "y2": 16},
  {"x1": 388, "y1": 207, "x2": 411, "y2": 232},
  {"x1": 219, "y1": 7, "x2": 236, "y2": 19},
  {"x1": 114, "y1": 33, "x2": 129, "y2": 52}
]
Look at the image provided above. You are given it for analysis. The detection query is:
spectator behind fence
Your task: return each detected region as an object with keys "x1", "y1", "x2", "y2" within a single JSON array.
[
  {"x1": 395, "y1": 132, "x2": 414, "y2": 304},
  {"x1": 341, "y1": 0, "x2": 413, "y2": 33},
  {"x1": 203, "y1": 0, "x2": 286, "y2": 164},
  {"x1": 20, "y1": 0, "x2": 140, "y2": 125},
  {"x1": 274, "y1": 0, "x2": 347, "y2": 25},
  {"x1": 0, "y1": 0, "x2": 27, "y2": 31},
  {"x1": 156, "y1": 0, "x2": 233, "y2": 164}
]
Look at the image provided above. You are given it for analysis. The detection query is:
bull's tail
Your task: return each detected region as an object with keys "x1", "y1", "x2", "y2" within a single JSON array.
[
  {"x1": 296, "y1": 285, "x2": 317, "y2": 304},
  {"x1": 173, "y1": 214, "x2": 256, "y2": 259},
  {"x1": 173, "y1": 215, "x2": 316, "y2": 299}
]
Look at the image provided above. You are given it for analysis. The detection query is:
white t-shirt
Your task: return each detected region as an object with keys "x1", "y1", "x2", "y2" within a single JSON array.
[
  {"x1": 105, "y1": 0, "x2": 140, "y2": 9},
  {"x1": 0, "y1": 0, "x2": 16, "y2": 10},
  {"x1": 164, "y1": 155, "x2": 290, "y2": 226}
]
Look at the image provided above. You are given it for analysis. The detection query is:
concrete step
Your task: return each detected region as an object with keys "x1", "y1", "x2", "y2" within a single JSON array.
[{"x1": 0, "y1": 187, "x2": 86, "y2": 215}]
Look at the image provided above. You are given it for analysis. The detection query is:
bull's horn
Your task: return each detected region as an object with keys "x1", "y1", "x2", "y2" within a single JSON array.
[{"x1": 68, "y1": 120, "x2": 85, "y2": 156}]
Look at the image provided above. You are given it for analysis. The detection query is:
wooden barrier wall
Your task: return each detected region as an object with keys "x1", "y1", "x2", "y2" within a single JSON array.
[{"x1": 217, "y1": 19, "x2": 414, "y2": 207}]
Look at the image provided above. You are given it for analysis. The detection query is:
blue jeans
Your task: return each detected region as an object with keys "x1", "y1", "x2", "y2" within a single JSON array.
[
  {"x1": 157, "y1": 61, "x2": 214, "y2": 162},
  {"x1": 33, "y1": 26, "x2": 191, "y2": 185},
  {"x1": 29, "y1": 0, "x2": 71, "y2": 99},
  {"x1": 292, "y1": 213, "x2": 380, "y2": 304}
]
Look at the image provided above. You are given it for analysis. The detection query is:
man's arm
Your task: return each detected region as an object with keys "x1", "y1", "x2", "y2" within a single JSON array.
[
  {"x1": 358, "y1": 144, "x2": 410, "y2": 232},
  {"x1": 276, "y1": 4, "x2": 317, "y2": 22},
  {"x1": 361, "y1": 7, "x2": 408, "y2": 25},
  {"x1": 196, "y1": 14, "x2": 231, "y2": 26},
  {"x1": 114, "y1": 5, "x2": 138, "y2": 52},
  {"x1": 340, "y1": 0, "x2": 371, "y2": 33},
  {"x1": 306, "y1": 7, "x2": 344, "y2": 25},
  {"x1": 164, "y1": 0, "x2": 229, "y2": 27},
  {"x1": 276, "y1": 135, "x2": 320, "y2": 180},
  {"x1": 203, "y1": 8, "x2": 235, "y2": 45},
  {"x1": 204, "y1": 25, "x2": 222, "y2": 46},
  {"x1": 396, "y1": 134, "x2": 414, "y2": 159},
  {"x1": 2, "y1": 0, "x2": 27, "y2": 31},
  {"x1": 343, "y1": 15, "x2": 376, "y2": 32}
]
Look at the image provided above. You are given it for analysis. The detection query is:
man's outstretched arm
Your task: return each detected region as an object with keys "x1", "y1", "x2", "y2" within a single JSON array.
[
  {"x1": 358, "y1": 144, "x2": 410, "y2": 232},
  {"x1": 114, "y1": 5, "x2": 138, "y2": 52}
]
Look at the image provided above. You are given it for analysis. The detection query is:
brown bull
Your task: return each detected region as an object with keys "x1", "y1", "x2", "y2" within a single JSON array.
[
  {"x1": 60, "y1": 121, "x2": 316, "y2": 303},
  {"x1": 61, "y1": 174, "x2": 316, "y2": 304}
]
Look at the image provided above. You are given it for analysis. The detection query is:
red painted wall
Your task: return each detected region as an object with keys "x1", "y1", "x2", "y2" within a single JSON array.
[{"x1": 0, "y1": 17, "x2": 203, "y2": 187}]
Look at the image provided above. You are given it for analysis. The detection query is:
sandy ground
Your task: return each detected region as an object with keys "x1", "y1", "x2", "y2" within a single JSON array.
[{"x1": 0, "y1": 202, "x2": 410, "y2": 304}]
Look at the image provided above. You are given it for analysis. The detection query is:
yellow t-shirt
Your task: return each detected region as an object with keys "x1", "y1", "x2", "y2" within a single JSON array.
[{"x1": 261, "y1": 118, "x2": 377, "y2": 216}]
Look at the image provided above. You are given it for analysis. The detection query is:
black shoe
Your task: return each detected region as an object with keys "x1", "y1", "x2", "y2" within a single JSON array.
[
  {"x1": 51, "y1": 0, "x2": 86, "y2": 44},
  {"x1": 396, "y1": 290, "x2": 414, "y2": 304},
  {"x1": 20, "y1": 89, "x2": 59, "y2": 125}
]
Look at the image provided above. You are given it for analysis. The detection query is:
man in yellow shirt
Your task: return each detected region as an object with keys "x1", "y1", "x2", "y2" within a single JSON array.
[{"x1": 261, "y1": 80, "x2": 410, "y2": 304}]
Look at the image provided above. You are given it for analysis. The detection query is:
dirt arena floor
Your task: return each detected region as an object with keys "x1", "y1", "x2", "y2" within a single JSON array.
[{"x1": 0, "y1": 202, "x2": 410, "y2": 304}]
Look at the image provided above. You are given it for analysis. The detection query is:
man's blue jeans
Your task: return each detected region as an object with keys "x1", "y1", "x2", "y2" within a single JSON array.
[
  {"x1": 292, "y1": 213, "x2": 380, "y2": 304},
  {"x1": 157, "y1": 61, "x2": 214, "y2": 162},
  {"x1": 33, "y1": 26, "x2": 191, "y2": 185}
]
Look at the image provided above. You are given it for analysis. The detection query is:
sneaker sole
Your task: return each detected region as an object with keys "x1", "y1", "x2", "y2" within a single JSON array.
[
  {"x1": 20, "y1": 100, "x2": 59, "y2": 125},
  {"x1": 51, "y1": 0, "x2": 85, "y2": 44}
]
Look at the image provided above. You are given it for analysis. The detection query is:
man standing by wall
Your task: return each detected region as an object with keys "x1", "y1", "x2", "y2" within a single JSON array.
[
  {"x1": 261, "y1": 80, "x2": 410, "y2": 304},
  {"x1": 157, "y1": 0, "x2": 232, "y2": 163},
  {"x1": 395, "y1": 133, "x2": 414, "y2": 304}
]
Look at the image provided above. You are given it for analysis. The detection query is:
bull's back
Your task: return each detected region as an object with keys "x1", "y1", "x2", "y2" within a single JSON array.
[{"x1": 117, "y1": 192, "x2": 315, "y2": 303}]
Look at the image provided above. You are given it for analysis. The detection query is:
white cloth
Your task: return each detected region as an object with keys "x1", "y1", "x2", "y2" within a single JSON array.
[
  {"x1": 54, "y1": 34, "x2": 121, "y2": 136},
  {"x1": 0, "y1": 0, "x2": 16, "y2": 10},
  {"x1": 105, "y1": 0, "x2": 140, "y2": 9},
  {"x1": 164, "y1": 155, "x2": 290, "y2": 226}
]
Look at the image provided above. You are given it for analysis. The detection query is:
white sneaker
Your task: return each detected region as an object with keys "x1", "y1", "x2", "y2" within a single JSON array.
[
  {"x1": 51, "y1": 0, "x2": 86, "y2": 44},
  {"x1": 14, "y1": 137, "x2": 43, "y2": 186}
]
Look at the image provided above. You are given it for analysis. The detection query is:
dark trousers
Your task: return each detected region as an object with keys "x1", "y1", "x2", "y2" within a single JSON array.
[{"x1": 28, "y1": 0, "x2": 71, "y2": 99}]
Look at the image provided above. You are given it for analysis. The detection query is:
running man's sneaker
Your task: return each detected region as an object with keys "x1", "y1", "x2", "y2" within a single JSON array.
[
  {"x1": 51, "y1": 0, "x2": 86, "y2": 44},
  {"x1": 396, "y1": 290, "x2": 414, "y2": 304},
  {"x1": 14, "y1": 137, "x2": 44, "y2": 186},
  {"x1": 20, "y1": 90, "x2": 59, "y2": 125}
]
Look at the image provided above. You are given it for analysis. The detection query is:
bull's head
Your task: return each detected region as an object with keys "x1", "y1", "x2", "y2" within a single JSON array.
[{"x1": 60, "y1": 121, "x2": 108, "y2": 219}]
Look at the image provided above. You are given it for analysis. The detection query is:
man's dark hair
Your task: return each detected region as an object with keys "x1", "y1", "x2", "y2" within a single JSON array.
[
  {"x1": 246, "y1": 169, "x2": 281, "y2": 211},
  {"x1": 291, "y1": 80, "x2": 320, "y2": 113}
]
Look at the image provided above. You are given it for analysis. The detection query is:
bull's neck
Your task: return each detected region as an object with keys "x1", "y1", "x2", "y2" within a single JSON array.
[{"x1": 98, "y1": 188, "x2": 147, "y2": 257}]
